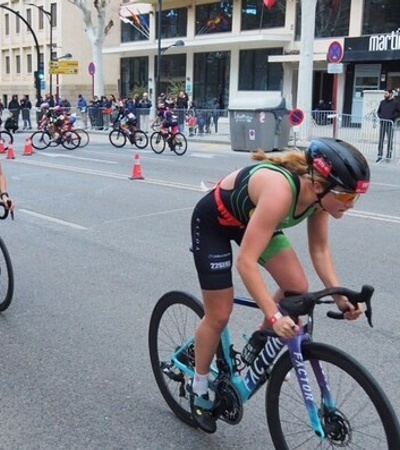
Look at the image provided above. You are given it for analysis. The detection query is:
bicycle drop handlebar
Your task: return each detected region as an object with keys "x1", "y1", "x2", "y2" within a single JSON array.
[
  {"x1": 280, "y1": 285, "x2": 374, "y2": 328},
  {"x1": 0, "y1": 200, "x2": 14, "y2": 221}
]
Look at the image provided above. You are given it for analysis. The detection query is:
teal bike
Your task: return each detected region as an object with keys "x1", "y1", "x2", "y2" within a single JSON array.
[{"x1": 149, "y1": 285, "x2": 400, "y2": 449}]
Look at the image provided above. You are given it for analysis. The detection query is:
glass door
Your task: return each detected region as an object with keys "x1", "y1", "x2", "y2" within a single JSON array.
[{"x1": 351, "y1": 64, "x2": 381, "y2": 121}]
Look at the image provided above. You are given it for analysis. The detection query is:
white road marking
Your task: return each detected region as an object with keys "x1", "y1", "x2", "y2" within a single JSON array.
[
  {"x1": 348, "y1": 210, "x2": 400, "y2": 224},
  {"x1": 39, "y1": 153, "x2": 117, "y2": 164},
  {"x1": 19, "y1": 209, "x2": 88, "y2": 230}
]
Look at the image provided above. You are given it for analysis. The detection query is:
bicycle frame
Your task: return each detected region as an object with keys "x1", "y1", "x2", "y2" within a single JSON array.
[{"x1": 170, "y1": 294, "x2": 336, "y2": 440}]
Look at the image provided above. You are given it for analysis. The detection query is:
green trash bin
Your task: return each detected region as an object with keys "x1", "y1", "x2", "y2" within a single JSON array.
[{"x1": 229, "y1": 97, "x2": 290, "y2": 152}]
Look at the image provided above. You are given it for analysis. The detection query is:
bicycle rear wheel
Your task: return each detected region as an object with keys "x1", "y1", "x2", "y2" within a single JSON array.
[
  {"x1": 133, "y1": 130, "x2": 148, "y2": 149},
  {"x1": 0, "y1": 236, "x2": 14, "y2": 311},
  {"x1": 150, "y1": 131, "x2": 166, "y2": 154},
  {"x1": 31, "y1": 131, "x2": 51, "y2": 150},
  {"x1": 172, "y1": 133, "x2": 187, "y2": 156},
  {"x1": 148, "y1": 291, "x2": 204, "y2": 426},
  {"x1": 109, "y1": 129, "x2": 127, "y2": 148},
  {"x1": 266, "y1": 342, "x2": 400, "y2": 449},
  {"x1": 61, "y1": 130, "x2": 80, "y2": 150}
]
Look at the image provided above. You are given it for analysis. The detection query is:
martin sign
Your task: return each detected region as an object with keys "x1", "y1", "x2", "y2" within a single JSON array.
[
  {"x1": 369, "y1": 29, "x2": 400, "y2": 52},
  {"x1": 344, "y1": 31, "x2": 400, "y2": 62}
]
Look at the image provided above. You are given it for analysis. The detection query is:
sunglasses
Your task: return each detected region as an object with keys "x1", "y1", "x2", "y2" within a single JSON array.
[{"x1": 330, "y1": 189, "x2": 360, "y2": 203}]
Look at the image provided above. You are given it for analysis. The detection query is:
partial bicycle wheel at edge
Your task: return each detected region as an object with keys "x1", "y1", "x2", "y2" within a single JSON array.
[
  {"x1": 0, "y1": 236, "x2": 14, "y2": 311},
  {"x1": 266, "y1": 342, "x2": 400, "y2": 450},
  {"x1": 148, "y1": 291, "x2": 204, "y2": 426}
]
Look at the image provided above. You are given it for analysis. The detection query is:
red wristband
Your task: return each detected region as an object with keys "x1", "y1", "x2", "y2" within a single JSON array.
[{"x1": 268, "y1": 311, "x2": 283, "y2": 326}]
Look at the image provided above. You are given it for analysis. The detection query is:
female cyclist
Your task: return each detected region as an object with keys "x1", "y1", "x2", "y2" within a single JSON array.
[{"x1": 189, "y1": 137, "x2": 370, "y2": 433}]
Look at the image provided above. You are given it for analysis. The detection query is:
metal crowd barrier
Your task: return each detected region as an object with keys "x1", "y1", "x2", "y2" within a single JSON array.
[{"x1": 294, "y1": 110, "x2": 399, "y2": 162}]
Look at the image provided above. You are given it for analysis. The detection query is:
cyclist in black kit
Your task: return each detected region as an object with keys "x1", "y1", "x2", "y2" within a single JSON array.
[{"x1": 189, "y1": 138, "x2": 370, "y2": 433}]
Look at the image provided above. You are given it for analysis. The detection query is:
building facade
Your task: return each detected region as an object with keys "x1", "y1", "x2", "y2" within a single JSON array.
[
  {"x1": 1, "y1": 0, "x2": 399, "y2": 115},
  {"x1": 0, "y1": 0, "x2": 120, "y2": 107}
]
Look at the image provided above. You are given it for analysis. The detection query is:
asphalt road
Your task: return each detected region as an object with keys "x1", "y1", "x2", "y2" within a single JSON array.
[{"x1": 0, "y1": 133, "x2": 399, "y2": 449}]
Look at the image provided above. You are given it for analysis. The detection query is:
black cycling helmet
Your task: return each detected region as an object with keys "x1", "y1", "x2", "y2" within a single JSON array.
[{"x1": 306, "y1": 138, "x2": 370, "y2": 194}]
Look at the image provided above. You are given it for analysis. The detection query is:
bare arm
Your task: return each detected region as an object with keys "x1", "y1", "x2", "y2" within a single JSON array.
[{"x1": 0, "y1": 163, "x2": 15, "y2": 211}]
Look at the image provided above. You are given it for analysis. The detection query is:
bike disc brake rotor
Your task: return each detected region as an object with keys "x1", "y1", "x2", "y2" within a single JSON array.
[{"x1": 323, "y1": 408, "x2": 352, "y2": 446}]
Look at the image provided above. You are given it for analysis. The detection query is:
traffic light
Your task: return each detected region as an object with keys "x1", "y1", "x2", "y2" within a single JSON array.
[{"x1": 34, "y1": 71, "x2": 44, "y2": 90}]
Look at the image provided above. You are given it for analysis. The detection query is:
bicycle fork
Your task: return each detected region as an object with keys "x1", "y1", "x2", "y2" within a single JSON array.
[{"x1": 287, "y1": 333, "x2": 334, "y2": 439}]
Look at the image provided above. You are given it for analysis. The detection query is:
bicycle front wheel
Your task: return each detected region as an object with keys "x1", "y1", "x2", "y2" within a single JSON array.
[
  {"x1": 133, "y1": 130, "x2": 148, "y2": 149},
  {"x1": 109, "y1": 129, "x2": 127, "y2": 148},
  {"x1": 266, "y1": 342, "x2": 400, "y2": 450},
  {"x1": 61, "y1": 131, "x2": 81, "y2": 150},
  {"x1": 150, "y1": 131, "x2": 166, "y2": 154},
  {"x1": 31, "y1": 131, "x2": 51, "y2": 150},
  {"x1": 172, "y1": 132, "x2": 187, "y2": 156},
  {"x1": 148, "y1": 291, "x2": 204, "y2": 426},
  {"x1": 0, "y1": 236, "x2": 14, "y2": 311}
]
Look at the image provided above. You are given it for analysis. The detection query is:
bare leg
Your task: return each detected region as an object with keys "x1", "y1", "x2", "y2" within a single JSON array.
[
  {"x1": 260, "y1": 248, "x2": 308, "y2": 328},
  {"x1": 195, "y1": 287, "x2": 234, "y2": 375}
]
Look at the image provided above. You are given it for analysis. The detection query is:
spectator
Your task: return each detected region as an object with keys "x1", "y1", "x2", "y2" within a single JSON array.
[
  {"x1": 77, "y1": 94, "x2": 88, "y2": 129},
  {"x1": 20, "y1": 95, "x2": 32, "y2": 130},
  {"x1": 211, "y1": 98, "x2": 221, "y2": 133},
  {"x1": 376, "y1": 89, "x2": 400, "y2": 162},
  {"x1": 7, "y1": 95, "x2": 20, "y2": 127},
  {"x1": 176, "y1": 90, "x2": 189, "y2": 132},
  {"x1": 137, "y1": 92, "x2": 152, "y2": 133},
  {"x1": 4, "y1": 113, "x2": 19, "y2": 134},
  {"x1": 101, "y1": 95, "x2": 112, "y2": 131}
]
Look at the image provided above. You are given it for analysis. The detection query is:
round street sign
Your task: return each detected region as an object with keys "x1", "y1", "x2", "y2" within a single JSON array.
[
  {"x1": 88, "y1": 62, "x2": 96, "y2": 76},
  {"x1": 327, "y1": 41, "x2": 344, "y2": 64},
  {"x1": 288, "y1": 108, "x2": 305, "y2": 126}
]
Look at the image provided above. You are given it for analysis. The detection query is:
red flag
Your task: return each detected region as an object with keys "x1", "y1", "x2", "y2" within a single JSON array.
[{"x1": 264, "y1": 0, "x2": 276, "y2": 10}]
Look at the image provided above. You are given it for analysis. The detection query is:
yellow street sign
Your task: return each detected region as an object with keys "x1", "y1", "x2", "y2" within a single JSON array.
[
  {"x1": 49, "y1": 67, "x2": 79, "y2": 75},
  {"x1": 57, "y1": 60, "x2": 79, "y2": 67}
]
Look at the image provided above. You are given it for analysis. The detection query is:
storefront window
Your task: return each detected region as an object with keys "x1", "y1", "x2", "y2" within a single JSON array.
[
  {"x1": 363, "y1": 0, "x2": 400, "y2": 35},
  {"x1": 156, "y1": 8, "x2": 187, "y2": 39},
  {"x1": 121, "y1": 14, "x2": 150, "y2": 43},
  {"x1": 120, "y1": 57, "x2": 149, "y2": 97},
  {"x1": 241, "y1": 0, "x2": 285, "y2": 31},
  {"x1": 193, "y1": 52, "x2": 230, "y2": 108},
  {"x1": 295, "y1": 0, "x2": 350, "y2": 40},
  {"x1": 195, "y1": 1, "x2": 233, "y2": 35},
  {"x1": 239, "y1": 48, "x2": 283, "y2": 91},
  {"x1": 155, "y1": 54, "x2": 187, "y2": 96}
]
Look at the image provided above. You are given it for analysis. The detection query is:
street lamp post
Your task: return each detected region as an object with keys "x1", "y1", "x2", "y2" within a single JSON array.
[
  {"x1": 29, "y1": 4, "x2": 53, "y2": 96},
  {"x1": 156, "y1": 1, "x2": 185, "y2": 100}
]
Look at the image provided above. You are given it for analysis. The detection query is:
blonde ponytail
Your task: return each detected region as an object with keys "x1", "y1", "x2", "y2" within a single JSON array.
[{"x1": 251, "y1": 150, "x2": 309, "y2": 176}]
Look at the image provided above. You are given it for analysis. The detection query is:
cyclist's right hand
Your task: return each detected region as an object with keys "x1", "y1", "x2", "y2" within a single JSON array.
[{"x1": 272, "y1": 316, "x2": 299, "y2": 340}]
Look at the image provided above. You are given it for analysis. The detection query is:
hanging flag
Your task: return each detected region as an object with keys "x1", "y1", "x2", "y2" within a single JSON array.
[
  {"x1": 119, "y1": 6, "x2": 150, "y2": 38},
  {"x1": 263, "y1": 0, "x2": 277, "y2": 10}
]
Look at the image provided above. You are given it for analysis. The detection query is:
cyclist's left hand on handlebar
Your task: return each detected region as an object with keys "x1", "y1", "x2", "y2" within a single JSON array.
[
  {"x1": 272, "y1": 316, "x2": 299, "y2": 340},
  {"x1": 335, "y1": 295, "x2": 364, "y2": 321}
]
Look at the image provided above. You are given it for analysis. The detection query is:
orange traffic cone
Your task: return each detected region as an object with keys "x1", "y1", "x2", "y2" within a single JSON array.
[
  {"x1": 129, "y1": 154, "x2": 144, "y2": 180},
  {"x1": 6, "y1": 144, "x2": 16, "y2": 160},
  {"x1": 23, "y1": 137, "x2": 33, "y2": 156},
  {"x1": 0, "y1": 138, "x2": 5, "y2": 154}
]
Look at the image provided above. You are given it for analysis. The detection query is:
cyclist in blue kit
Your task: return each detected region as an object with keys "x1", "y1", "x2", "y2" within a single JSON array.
[{"x1": 189, "y1": 137, "x2": 370, "y2": 433}]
